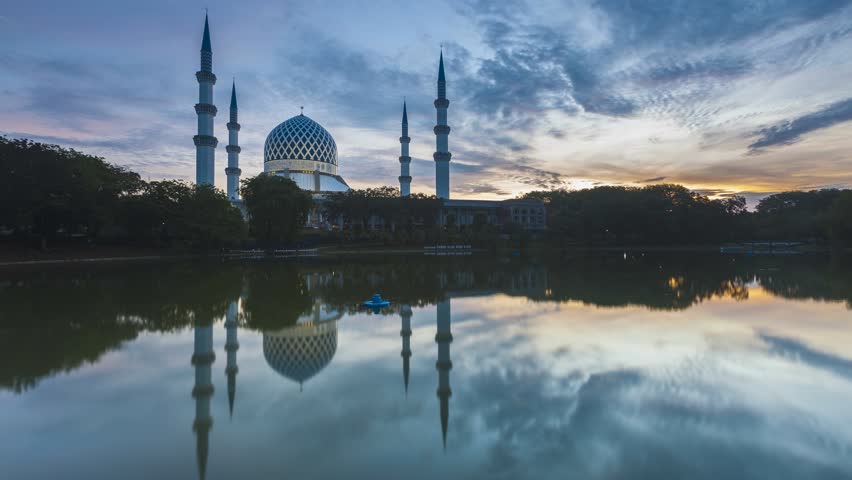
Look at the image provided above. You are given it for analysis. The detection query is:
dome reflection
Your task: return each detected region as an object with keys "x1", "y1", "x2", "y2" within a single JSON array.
[{"x1": 262, "y1": 302, "x2": 344, "y2": 388}]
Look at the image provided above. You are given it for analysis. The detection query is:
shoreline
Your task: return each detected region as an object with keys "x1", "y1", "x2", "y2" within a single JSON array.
[{"x1": 0, "y1": 244, "x2": 844, "y2": 268}]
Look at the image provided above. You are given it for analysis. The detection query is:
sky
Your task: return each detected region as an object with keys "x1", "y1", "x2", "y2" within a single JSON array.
[{"x1": 1, "y1": 0, "x2": 852, "y2": 203}]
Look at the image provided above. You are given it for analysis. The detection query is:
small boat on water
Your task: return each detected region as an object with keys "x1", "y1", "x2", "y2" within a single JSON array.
[{"x1": 362, "y1": 294, "x2": 391, "y2": 310}]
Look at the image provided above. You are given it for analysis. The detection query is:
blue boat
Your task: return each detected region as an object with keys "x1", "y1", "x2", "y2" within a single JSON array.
[{"x1": 362, "y1": 294, "x2": 391, "y2": 311}]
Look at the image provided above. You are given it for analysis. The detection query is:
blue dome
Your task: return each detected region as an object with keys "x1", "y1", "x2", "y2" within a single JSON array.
[
  {"x1": 263, "y1": 321, "x2": 338, "y2": 385},
  {"x1": 264, "y1": 114, "x2": 338, "y2": 166}
]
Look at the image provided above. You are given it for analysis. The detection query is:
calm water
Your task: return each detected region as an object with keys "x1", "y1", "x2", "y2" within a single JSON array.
[{"x1": 2, "y1": 254, "x2": 852, "y2": 479}]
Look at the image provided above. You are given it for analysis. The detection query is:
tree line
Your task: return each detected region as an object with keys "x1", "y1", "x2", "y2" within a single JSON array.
[
  {"x1": 524, "y1": 184, "x2": 852, "y2": 246},
  {"x1": 2, "y1": 136, "x2": 850, "y2": 250},
  {"x1": 0, "y1": 137, "x2": 312, "y2": 250}
]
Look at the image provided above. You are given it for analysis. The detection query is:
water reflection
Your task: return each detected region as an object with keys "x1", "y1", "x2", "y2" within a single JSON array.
[
  {"x1": 2, "y1": 254, "x2": 851, "y2": 394},
  {"x1": 2, "y1": 254, "x2": 852, "y2": 479},
  {"x1": 436, "y1": 298, "x2": 453, "y2": 449},
  {"x1": 263, "y1": 306, "x2": 340, "y2": 390},
  {"x1": 400, "y1": 304, "x2": 413, "y2": 394},
  {"x1": 191, "y1": 320, "x2": 215, "y2": 480}
]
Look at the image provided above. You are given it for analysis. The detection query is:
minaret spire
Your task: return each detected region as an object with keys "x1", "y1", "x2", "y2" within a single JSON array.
[
  {"x1": 194, "y1": 13, "x2": 218, "y2": 187},
  {"x1": 400, "y1": 304, "x2": 413, "y2": 394},
  {"x1": 435, "y1": 298, "x2": 453, "y2": 449},
  {"x1": 399, "y1": 100, "x2": 412, "y2": 197},
  {"x1": 225, "y1": 80, "x2": 242, "y2": 200},
  {"x1": 201, "y1": 14, "x2": 212, "y2": 53},
  {"x1": 191, "y1": 319, "x2": 216, "y2": 480},
  {"x1": 433, "y1": 49, "x2": 451, "y2": 199},
  {"x1": 224, "y1": 299, "x2": 240, "y2": 417}
]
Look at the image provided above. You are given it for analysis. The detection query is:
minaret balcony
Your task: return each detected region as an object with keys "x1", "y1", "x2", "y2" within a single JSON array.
[
  {"x1": 433, "y1": 152, "x2": 452, "y2": 162},
  {"x1": 398, "y1": 175, "x2": 412, "y2": 183},
  {"x1": 433, "y1": 125, "x2": 451, "y2": 135},
  {"x1": 196, "y1": 70, "x2": 217, "y2": 84},
  {"x1": 193, "y1": 135, "x2": 219, "y2": 148},
  {"x1": 225, "y1": 167, "x2": 242, "y2": 175},
  {"x1": 434, "y1": 98, "x2": 449, "y2": 109},
  {"x1": 435, "y1": 331, "x2": 454, "y2": 342},
  {"x1": 191, "y1": 384, "x2": 215, "y2": 397},
  {"x1": 399, "y1": 135, "x2": 410, "y2": 144},
  {"x1": 399, "y1": 155, "x2": 411, "y2": 163},
  {"x1": 227, "y1": 121, "x2": 241, "y2": 131},
  {"x1": 195, "y1": 103, "x2": 218, "y2": 116},
  {"x1": 226, "y1": 145, "x2": 242, "y2": 154},
  {"x1": 191, "y1": 351, "x2": 216, "y2": 365}
]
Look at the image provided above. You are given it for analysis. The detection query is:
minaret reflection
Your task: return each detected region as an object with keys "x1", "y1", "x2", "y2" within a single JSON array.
[
  {"x1": 400, "y1": 304, "x2": 413, "y2": 395},
  {"x1": 435, "y1": 298, "x2": 452, "y2": 449},
  {"x1": 224, "y1": 300, "x2": 239, "y2": 417},
  {"x1": 191, "y1": 320, "x2": 215, "y2": 480}
]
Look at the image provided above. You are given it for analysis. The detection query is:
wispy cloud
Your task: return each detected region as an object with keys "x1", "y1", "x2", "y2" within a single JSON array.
[
  {"x1": 1, "y1": 0, "x2": 851, "y2": 196},
  {"x1": 748, "y1": 98, "x2": 852, "y2": 152}
]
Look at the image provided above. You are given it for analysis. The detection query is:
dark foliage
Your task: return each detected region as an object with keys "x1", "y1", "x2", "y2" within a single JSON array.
[
  {"x1": 526, "y1": 185, "x2": 851, "y2": 245},
  {"x1": 241, "y1": 174, "x2": 313, "y2": 247},
  {"x1": 0, "y1": 137, "x2": 246, "y2": 250},
  {"x1": 524, "y1": 184, "x2": 749, "y2": 244}
]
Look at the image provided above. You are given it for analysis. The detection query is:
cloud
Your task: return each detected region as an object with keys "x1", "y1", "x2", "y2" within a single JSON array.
[
  {"x1": 759, "y1": 331, "x2": 852, "y2": 380},
  {"x1": 457, "y1": 183, "x2": 509, "y2": 196},
  {"x1": 640, "y1": 176, "x2": 667, "y2": 183},
  {"x1": 748, "y1": 98, "x2": 852, "y2": 152},
  {"x1": 3, "y1": 0, "x2": 852, "y2": 197}
]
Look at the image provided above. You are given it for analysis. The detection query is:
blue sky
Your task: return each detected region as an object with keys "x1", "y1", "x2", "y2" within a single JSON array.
[{"x1": 1, "y1": 0, "x2": 852, "y2": 201}]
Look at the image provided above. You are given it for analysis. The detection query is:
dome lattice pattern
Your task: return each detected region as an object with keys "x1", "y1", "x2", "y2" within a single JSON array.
[
  {"x1": 264, "y1": 114, "x2": 338, "y2": 165},
  {"x1": 263, "y1": 324, "x2": 338, "y2": 384}
]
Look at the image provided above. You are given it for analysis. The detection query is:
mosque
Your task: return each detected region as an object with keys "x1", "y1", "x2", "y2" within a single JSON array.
[{"x1": 192, "y1": 15, "x2": 545, "y2": 230}]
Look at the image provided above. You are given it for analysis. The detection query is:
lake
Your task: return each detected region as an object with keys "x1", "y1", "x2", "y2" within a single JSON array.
[{"x1": 1, "y1": 253, "x2": 851, "y2": 479}]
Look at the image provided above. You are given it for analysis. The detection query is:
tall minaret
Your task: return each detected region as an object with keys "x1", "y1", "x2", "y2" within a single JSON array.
[
  {"x1": 224, "y1": 299, "x2": 239, "y2": 417},
  {"x1": 225, "y1": 81, "x2": 242, "y2": 200},
  {"x1": 400, "y1": 304, "x2": 413, "y2": 394},
  {"x1": 399, "y1": 101, "x2": 412, "y2": 197},
  {"x1": 194, "y1": 14, "x2": 218, "y2": 187},
  {"x1": 191, "y1": 320, "x2": 215, "y2": 480},
  {"x1": 433, "y1": 49, "x2": 451, "y2": 199},
  {"x1": 435, "y1": 298, "x2": 453, "y2": 448}
]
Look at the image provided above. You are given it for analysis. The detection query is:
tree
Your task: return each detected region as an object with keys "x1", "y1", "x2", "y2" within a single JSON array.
[
  {"x1": 755, "y1": 190, "x2": 843, "y2": 241},
  {"x1": 116, "y1": 181, "x2": 245, "y2": 249},
  {"x1": 522, "y1": 185, "x2": 744, "y2": 245},
  {"x1": 174, "y1": 185, "x2": 247, "y2": 249},
  {"x1": 0, "y1": 136, "x2": 142, "y2": 248},
  {"x1": 241, "y1": 174, "x2": 312, "y2": 246},
  {"x1": 829, "y1": 190, "x2": 852, "y2": 246}
]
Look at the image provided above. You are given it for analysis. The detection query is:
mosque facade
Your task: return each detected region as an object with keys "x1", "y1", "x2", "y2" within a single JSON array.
[{"x1": 193, "y1": 14, "x2": 544, "y2": 230}]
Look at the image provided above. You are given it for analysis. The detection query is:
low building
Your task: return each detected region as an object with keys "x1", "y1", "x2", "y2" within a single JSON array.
[{"x1": 439, "y1": 198, "x2": 546, "y2": 231}]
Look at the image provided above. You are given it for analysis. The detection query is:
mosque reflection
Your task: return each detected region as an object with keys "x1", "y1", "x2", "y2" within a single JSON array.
[
  {"x1": 188, "y1": 271, "x2": 476, "y2": 479},
  {"x1": 3, "y1": 254, "x2": 852, "y2": 478}
]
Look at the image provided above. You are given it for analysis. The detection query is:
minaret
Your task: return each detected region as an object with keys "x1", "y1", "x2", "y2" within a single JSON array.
[
  {"x1": 433, "y1": 49, "x2": 451, "y2": 199},
  {"x1": 191, "y1": 321, "x2": 215, "y2": 480},
  {"x1": 225, "y1": 81, "x2": 241, "y2": 200},
  {"x1": 194, "y1": 14, "x2": 218, "y2": 187},
  {"x1": 435, "y1": 298, "x2": 453, "y2": 448},
  {"x1": 399, "y1": 101, "x2": 412, "y2": 197},
  {"x1": 224, "y1": 300, "x2": 239, "y2": 417},
  {"x1": 400, "y1": 304, "x2": 413, "y2": 394}
]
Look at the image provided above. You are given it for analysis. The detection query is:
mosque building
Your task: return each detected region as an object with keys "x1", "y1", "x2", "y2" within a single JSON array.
[{"x1": 193, "y1": 14, "x2": 545, "y2": 230}]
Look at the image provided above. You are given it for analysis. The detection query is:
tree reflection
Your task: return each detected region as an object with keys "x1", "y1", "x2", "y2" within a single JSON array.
[{"x1": 1, "y1": 254, "x2": 850, "y2": 393}]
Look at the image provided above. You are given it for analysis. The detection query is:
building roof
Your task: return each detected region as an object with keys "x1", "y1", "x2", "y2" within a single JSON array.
[{"x1": 264, "y1": 114, "x2": 338, "y2": 165}]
